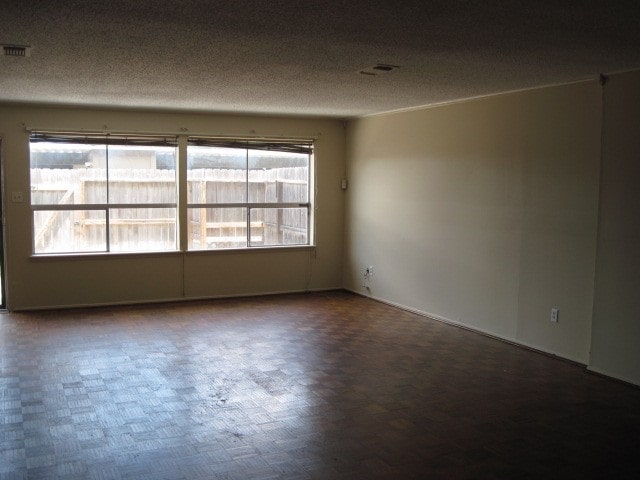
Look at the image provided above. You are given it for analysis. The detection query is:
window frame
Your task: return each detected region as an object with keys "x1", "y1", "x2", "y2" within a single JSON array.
[
  {"x1": 29, "y1": 132, "x2": 179, "y2": 255},
  {"x1": 28, "y1": 132, "x2": 315, "y2": 256},
  {"x1": 186, "y1": 137, "x2": 314, "y2": 250}
]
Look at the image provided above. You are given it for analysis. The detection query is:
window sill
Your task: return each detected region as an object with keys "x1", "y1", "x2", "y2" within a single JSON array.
[
  {"x1": 30, "y1": 245, "x2": 316, "y2": 260},
  {"x1": 185, "y1": 245, "x2": 316, "y2": 256},
  {"x1": 30, "y1": 250, "x2": 184, "y2": 261}
]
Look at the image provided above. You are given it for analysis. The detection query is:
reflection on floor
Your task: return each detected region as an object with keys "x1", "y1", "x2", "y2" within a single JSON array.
[{"x1": 1, "y1": 291, "x2": 639, "y2": 479}]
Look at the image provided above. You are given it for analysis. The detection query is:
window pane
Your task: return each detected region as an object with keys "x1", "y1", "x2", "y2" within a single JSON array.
[
  {"x1": 108, "y1": 146, "x2": 176, "y2": 204},
  {"x1": 248, "y1": 150, "x2": 309, "y2": 203},
  {"x1": 30, "y1": 142, "x2": 107, "y2": 205},
  {"x1": 249, "y1": 208, "x2": 308, "y2": 246},
  {"x1": 188, "y1": 208, "x2": 247, "y2": 250},
  {"x1": 187, "y1": 146, "x2": 247, "y2": 203},
  {"x1": 109, "y1": 208, "x2": 177, "y2": 252},
  {"x1": 33, "y1": 210, "x2": 106, "y2": 253}
]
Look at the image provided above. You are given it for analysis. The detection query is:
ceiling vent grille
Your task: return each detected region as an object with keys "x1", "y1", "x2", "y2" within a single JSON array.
[
  {"x1": 359, "y1": 63, "x2": 400, "y2": 76},
  {"x1": 2, "y1": 44, "x2": 31, "y2": 57}
]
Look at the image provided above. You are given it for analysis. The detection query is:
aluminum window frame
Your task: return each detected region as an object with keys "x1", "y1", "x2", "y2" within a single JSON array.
[
  {"x1": 29, "y1": 132, "x2": 179, "y2": 255},
  {"x1": 186, "y1": 137, "x2": 313, "y2": 250}
]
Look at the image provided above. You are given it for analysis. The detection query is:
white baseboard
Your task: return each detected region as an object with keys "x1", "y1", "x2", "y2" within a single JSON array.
[
  {"x1": 10, "y1": 286, "x2": 344, "y2": 312},
  {"x1": 344, "y1": 287, "x2": 587, "y2": 366},
  {"x1": 586, "y1": 365, "x2": 640, "y2": 388}
]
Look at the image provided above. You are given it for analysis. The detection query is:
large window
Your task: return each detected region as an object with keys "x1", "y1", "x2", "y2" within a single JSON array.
[
  {"x1": 187, "y1": 138, "x2": 312, "y2": 250},
  {"x1": 29, "y1": 133, "x2": 313, "y2": 254},
  {"x1": 30, "y1": 133, "x2": 177, "y2": 254}
]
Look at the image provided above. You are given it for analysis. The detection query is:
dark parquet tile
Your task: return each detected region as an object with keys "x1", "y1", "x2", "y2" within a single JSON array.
[{"x1": 1, "y1": 291, "x2": 639, "y2": 479}]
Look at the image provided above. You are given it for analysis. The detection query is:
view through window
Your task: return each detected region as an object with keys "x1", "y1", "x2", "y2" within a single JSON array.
[
  {"x1": 30, "y1": 134, "x2": 177, "y2": 254},
  {"x1": 29, "y1": 133, "x2": 313, "y2": 254},
  {"x1": 187, "y1": 138, "x2": 311, "y2": 250}
]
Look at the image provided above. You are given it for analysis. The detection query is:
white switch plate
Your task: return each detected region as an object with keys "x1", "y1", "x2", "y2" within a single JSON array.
[
  {"x1": 551, "y1": 308, "x2": 559, "y2": 323},
  {"x1": 11, "y1": 191, "x2": 24, "y2": 203}
]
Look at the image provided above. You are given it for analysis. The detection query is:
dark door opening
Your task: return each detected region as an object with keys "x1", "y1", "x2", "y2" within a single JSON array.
[{"x1": 0, "y1": 137, "x2": 6, "y2": 309}]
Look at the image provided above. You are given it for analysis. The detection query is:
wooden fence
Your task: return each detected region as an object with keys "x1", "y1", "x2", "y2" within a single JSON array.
[{"x1": 32, "y1": 168, "x2": 308, "y2": 252}]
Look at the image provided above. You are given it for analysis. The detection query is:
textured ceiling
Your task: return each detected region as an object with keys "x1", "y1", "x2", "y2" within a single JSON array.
[{"x1": 1, "y1": 0, "x2": 640, "y2": 118}]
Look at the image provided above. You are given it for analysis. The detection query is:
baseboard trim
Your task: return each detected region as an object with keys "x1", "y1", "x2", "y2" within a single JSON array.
[
  {"x1": 586, "y1": 365, "x2": 640, "y2": 389},
  {"x1": 11, "y1": 286, "x2": 344, "y2": 312},
  {"x1": 344, "y1": 288, "x2": 588, "y2": 367}
]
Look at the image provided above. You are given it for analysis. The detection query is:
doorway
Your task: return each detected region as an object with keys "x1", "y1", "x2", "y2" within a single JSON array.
[{"x1": 0, "y1": 137, "x2": 6, "y2": 308}]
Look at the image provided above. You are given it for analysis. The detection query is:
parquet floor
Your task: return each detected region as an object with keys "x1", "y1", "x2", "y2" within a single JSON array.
[{"x1": 1, "y1": 291, "x2": 639, "y2": 479}]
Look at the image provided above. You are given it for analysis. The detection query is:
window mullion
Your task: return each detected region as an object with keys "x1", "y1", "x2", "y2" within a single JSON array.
[
  {"x1": 105, "y1": 208, "x2": 111, "y2": 253},
  {"x1": 105, "y1": 144, "x2": 110, "y2": 252},
  {"x1": 245, "y1": 148, "x2": 250, "y2": 247},
  {"x1": 178, "y1": 135, "x2": 188, "y2": 252}
]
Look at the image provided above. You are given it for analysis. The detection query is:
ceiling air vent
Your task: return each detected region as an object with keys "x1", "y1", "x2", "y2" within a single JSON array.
[
  {"x1": 359, "y1": 63, "x2": 400, "y2": 76},
  {"x1": 2, "y1": 44, "x2": 31, "y2": 57}
]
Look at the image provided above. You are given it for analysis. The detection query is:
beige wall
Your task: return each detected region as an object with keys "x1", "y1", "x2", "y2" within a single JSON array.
[
  {"x1": 345, "y1": 81, "x2": 602, "y2": 364},
  {"x1": 589, "y1": 71, "x2": 640, "y2": 385},
  {"x1": 0, "y1": 105, "x2": 345, "y2": 309}
]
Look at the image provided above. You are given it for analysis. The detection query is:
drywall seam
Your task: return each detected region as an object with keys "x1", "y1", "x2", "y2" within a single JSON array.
[{"x1": 587, "y1": 78, "x2": 607, "y2": 368}]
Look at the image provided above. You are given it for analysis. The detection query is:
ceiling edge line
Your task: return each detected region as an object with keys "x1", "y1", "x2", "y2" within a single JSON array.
[{"x1": 356, "y1": 75, "x2": 604, "y2": 120}]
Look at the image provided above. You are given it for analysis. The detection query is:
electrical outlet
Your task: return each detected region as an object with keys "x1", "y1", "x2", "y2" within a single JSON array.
[
  {"x1": 550, "y1": 308, "x2": 559, "y2": 323},
  {"x1": 11, "y1": 191, "x2": 24, "y2": 203},
  {"x1": 365, "y1": 266, "x2": 373, "y2": 276}
]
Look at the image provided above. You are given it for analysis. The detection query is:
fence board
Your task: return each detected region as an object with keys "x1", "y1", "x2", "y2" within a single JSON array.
[{"x1": 31, "y1": 167, "x2": 308, "y2": 252}]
